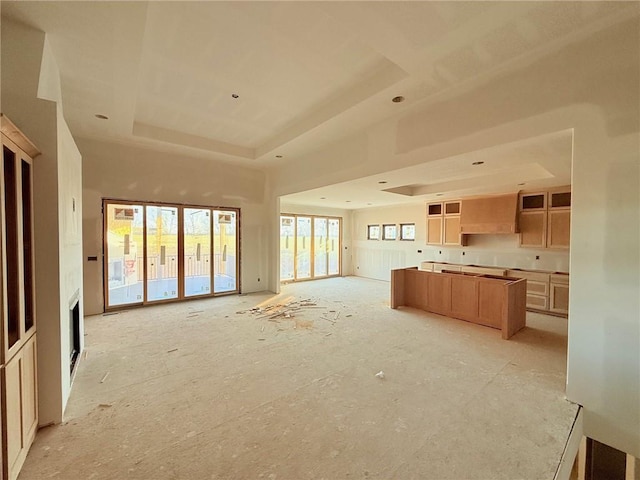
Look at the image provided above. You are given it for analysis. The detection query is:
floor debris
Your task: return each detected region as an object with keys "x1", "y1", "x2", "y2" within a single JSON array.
[
  {"x1": 375, "y1": 371, "x2": 385, "y2": 379},
  {"x1": 100, "y1": 372, "x2": 110, "y2": 383},
  {"x1": 167, "y1": 348, "x2": 178, "y2": 353}
]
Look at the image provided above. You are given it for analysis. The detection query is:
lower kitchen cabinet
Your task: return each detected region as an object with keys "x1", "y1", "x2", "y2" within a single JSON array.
[{"x1": 550, "y1": 274, "x2": 570, "y2": 314}]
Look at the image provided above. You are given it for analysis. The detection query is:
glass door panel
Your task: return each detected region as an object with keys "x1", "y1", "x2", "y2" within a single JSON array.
[
  {"x1": 296, "y1": 217, "x2": 312, "y2": 279},
  {"x1": 213, "y1": 210, "x2": 238, "y2": 293},
  {"x1": 146, "y1": 205, "x2": 179, "y2": 302},
  {"x1": 328, "y1": 218, "x2": 340, "y2": 275},
  {"x1": 314, "y1": 217, "x2": 328, "y2": 277},
  {"x1": 280, "y1": 216, "x2": 295, "y2": 281},
  {"x1": 105, "y1": 204, "x2": 144, "y2": 307},
  {"x1": 184, "y1": 208, "x2": 211, "y2": 297}
]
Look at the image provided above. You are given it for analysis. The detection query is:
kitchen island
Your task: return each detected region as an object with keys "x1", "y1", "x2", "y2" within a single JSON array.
[{"x1": 391, "y1": 267, "x2": 527, "y2": 339}]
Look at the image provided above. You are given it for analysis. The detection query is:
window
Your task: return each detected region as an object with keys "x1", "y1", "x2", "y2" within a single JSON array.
[
  {"x1": 400, "y1": 223, "x2": 415, "y2": 241},
  {"x1": 383, "y1": 224, "x2": 397, "y2": 240},
  {"x1": 280, "y1": 214, "x2": 341, "y2": 282},
  {"x1": 104, "y1": 200, "x2": 240, "y2": 309},
  {"x1": 367, "y1": 224, "x2": 380, "y2": 240}
]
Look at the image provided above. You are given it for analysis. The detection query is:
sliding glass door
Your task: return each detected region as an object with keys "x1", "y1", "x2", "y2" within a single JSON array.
[
  {"x1": 184, "y1": 208, "x2": 211, "y2": 297},
  {"x1": 213, "y1": 210, "x2": 238, "y2": 293},
  {"x1": 314, "y1": 217, "x2": 328, "y2": 277},
  {"x1": 280, "y1": 214, "x2": 341, "y2": 282},
  {"x1": 280, "y1": 216, "x2": 295, "y2": 281},
  {"x1": 105, "y1": 204, "x2": 144, "y2": 307},
  {"x1": 104, "y1": 200, "x2": 240, "y2": 309},
  {"x1": 146, "y1": 205, "x2": 179, "y2": 302}
]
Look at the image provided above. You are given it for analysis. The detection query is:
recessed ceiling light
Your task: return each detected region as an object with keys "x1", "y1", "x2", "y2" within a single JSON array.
[
  {"x1": 472, "y1": 161, "x2": 484, "y2": 166},
  {"x1": 231, "y1": 93, "x2": 239, "y2": 99},
  {"x1": 392, "y1": 96, "x2": 405, "y2": 103},
  {"x1": 378, "y1": 181, "x2": 388, "y2": 184},
  {"x1": 436, "y1": 193, "x2": 443, "y2": 197},
  {"x1": 95, "y1": 114, "x2": 109, "y2": 120},
  {"x1": 346, "y1": 200, "x2": 351, "y2": 203},
  {"x1": 275, "y1": 155, "x2": 283, "y2": 158}
]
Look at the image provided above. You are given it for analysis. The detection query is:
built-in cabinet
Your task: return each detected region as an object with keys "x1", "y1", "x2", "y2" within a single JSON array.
[
  {"x1": 392, "y1": 267, "x2": 527, "y2": 340},
  {"x1": 427, "y1": 201, "x2": 467, "y2": 246},
  {"x1": 549, "y1": 273, "x2": 570, "y2": 314},
  {"x1": 420, "y1": 261, "x2": 569, "y2": 317},
  {"x1": 1, "y1": 114, "x2": 39, "y2": 480},
  {"x1": 519, "y1": 187, "x2": 571, "y2": 249}
]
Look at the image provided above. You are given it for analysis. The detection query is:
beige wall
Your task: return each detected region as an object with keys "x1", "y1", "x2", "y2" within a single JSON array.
[
  {"x1": 269, "y1": 18, "x2": 640, "y2": 456},
  {"x1": 1, "y1": 18, "x2": 84, "y2": 425},
  {"x1": 79, "y1": 137, "x2": 269, "y2": 315}
]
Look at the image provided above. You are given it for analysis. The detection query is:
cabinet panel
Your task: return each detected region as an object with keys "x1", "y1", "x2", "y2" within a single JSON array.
[
  {"x1": 403, "y1": 270, "x2": 419, "y2": 308},
  {"x1": 21, "y1": 337, "x2": 37, "y2": 447},
  {"x1": 443, "y1": 216, "x2": 461, "y2": 245},
  {"x1": 526, "y1": 293, "x2": 549, "y2": 310},
  {"x1": 433, "y1": 263, "x2": 461, "y2": 273},
  {"x1": 450, "y1": 276, "x2": 478, "y2": 321},
  {"x1": 550, "y1": 283, "x2": 570, "y2": 314},
  {"x1": 527, "y1": 280, "x2": 549, "y2": 297},
  {"x1": 427, "y1": 217, "x2": 442, "y2": 245},
  {"x1": 520, "y1": 192, "x2": 546, "y2": 211},
  {"x1": 478, "y1": 282, "x2": 503, "y2": 328},
  {"x1": 461, "y1": 266, "x2": 507, "y2": 276},
  {"x1": 427, "y1": 274, "x2": 451, "y2": 315},
  {"x1": 547, "y1": 209, "x2": 570, "y2": 248},
  {"x1": 3, "y1": 358, "x2": 23, "y2": 476},
  {"x1": 519, "y1": 211, "x2": 546, "y2": 247}
]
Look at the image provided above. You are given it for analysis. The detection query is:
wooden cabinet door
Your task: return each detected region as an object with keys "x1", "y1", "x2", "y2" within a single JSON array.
[
  {"x1": 443, "y1": 216, "x2": 461, "y2": 245},
  {"x1": 477, "y1": 282, "x2": 504, "y2": 328},
  {"x1": 547, "y1": 209, "x2": 570, "y2": 248},
  {"x1": 450, "y1": 276, "x2": 478, "y2": 321},
  {"x1": 427, "y1": 274, "x2": 451, "y2": 315},
  {"x1": 550, "y1": 283, "x2": 569, "y2": 314},
  {"x1": 519, "y1": 211, "x2": 546, "y2": 247},
  {"x1": 427, "y1": 217, "x2": 442, "y2": 245},
  {"x1": 21, "y1": 337, "x2": 38, "y2": 452},
  {"x1": 3, "y1": 355, "x2": 23, "y2": 480}
]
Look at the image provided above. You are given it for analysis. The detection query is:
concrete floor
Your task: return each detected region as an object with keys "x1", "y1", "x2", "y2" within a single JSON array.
[{"x1": 20, "y1": 277, "x2": 578, "y2": 480}]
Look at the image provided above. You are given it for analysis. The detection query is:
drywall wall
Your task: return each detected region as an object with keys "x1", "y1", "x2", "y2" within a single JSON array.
[
  {"x1": 351, "y1": 202, "x2": 569, "y2": 281},
  {"x1": 1, "y1": 18, "x2": 85, "y2": 425},
  {"x1": 57, "y1": 108, "x2": 83, "y2": 412},
  {"x1": 280, "y1": 203, "x2": 353, "y2": 278},
  {"x1": 268, "y1": 17, "x2": 640, "y2": 456},
  {"x1": 79, "y1": 137, "x2": 268, "y2": 315}
]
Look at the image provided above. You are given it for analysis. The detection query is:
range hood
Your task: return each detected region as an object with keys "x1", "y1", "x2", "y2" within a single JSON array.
[{"x1": 460, "y1": 193, "x2": 519, "y2": 234}]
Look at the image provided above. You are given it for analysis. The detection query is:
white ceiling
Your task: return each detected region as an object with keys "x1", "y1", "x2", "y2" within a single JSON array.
[{"x1": 2, "y1": 1, "x2": 635, "y2": 208}]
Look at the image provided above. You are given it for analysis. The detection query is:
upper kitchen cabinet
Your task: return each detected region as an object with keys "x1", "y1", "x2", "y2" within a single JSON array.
[
  {"x1": 547, "y1": 188, "x2": 571, "y2": 249},
  {"x1": 518, "y1": 187, "x2": 570, "y2": 249},
  {"x1": 427, "y1": 201, "x2": 467, "y2": 246},
  {"x1": 518, "y1": 192, "x2": 547, "y2": 248},
  {"x1": 426, "y1": 203, "x2": 443, "y2": 245}
]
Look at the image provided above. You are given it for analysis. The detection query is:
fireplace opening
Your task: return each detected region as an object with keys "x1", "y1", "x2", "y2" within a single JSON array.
[{"x1": 70, "y1": 299, "x2": 81, "y2": 374}]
